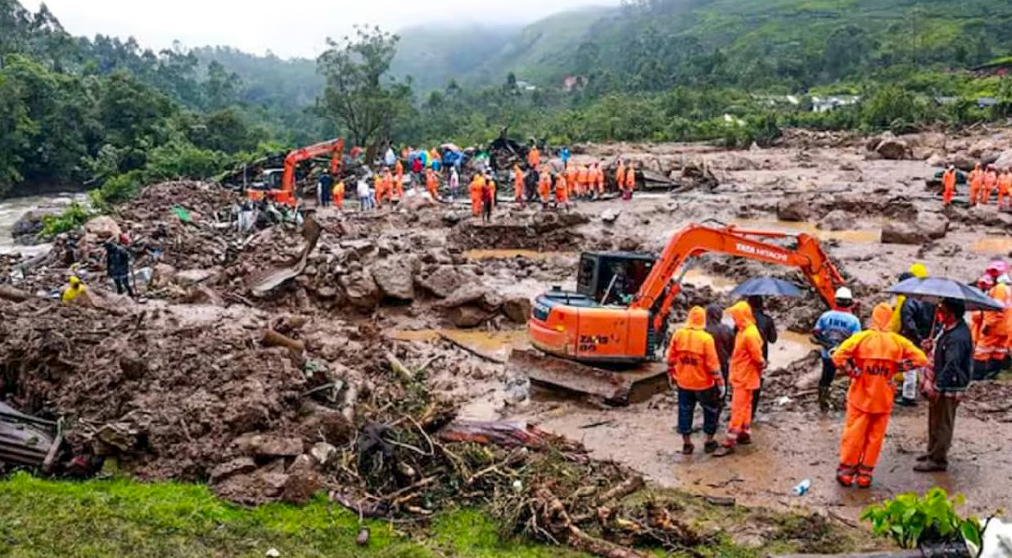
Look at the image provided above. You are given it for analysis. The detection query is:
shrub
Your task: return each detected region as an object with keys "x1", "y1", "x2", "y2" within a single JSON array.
[
  {"x1": 40, "y1": 202, "x2": 92, "y2": 237},
  {"x1": 860, "y1": 488, "x2": 982, "y2": 550}
]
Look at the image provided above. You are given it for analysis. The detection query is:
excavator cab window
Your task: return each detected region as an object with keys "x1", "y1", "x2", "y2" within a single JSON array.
[{"x1": 577, "y1": 252, "x2": 656, "y2": 305}]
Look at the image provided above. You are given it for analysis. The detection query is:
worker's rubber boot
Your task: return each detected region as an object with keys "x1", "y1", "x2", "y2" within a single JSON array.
[
  {"x1": 713, "y1": 444, "x2": 735, "y2": 457},
  {"x1": 836, "y1": 465, "x2": 856, "y2": 488},
  {"x1": 818, "y1": 387, "x2": 830, "y2": 413},
  {"x1": 856, "y1": 466, "x2": 873, "y2": 489}
]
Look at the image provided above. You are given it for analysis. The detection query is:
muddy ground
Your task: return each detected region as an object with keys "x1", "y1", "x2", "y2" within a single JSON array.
[{"x1": 2, "y1": 127, "x2": 1012, "y2": 536}]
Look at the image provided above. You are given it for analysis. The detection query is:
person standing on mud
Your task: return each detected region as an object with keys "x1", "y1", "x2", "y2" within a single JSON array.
[
  {"x1": 104, "y1": 234, "x2": 134, "y2": 297},
  {"x1": 942, "y1": 165, "x2": 957, "y2": 206},
  {"x1": 715, "y1": 301, "x2": 765, "y2": 457},
  {"x1": 318, "y1": 170, "x2": 332, "y2": 208},
  {"x1": 481, "y1": 173, "x2": 494, "y2": 223},
  {"x1": 705, "y1": 304, "x2": 735, "y2": 389},
  {"x1": 624, "y1": 162, "x2": 636, "y2": 200},
  {"x1": 915, "y1": 298, "x2": 972, "y2": 473},
  {"x1": 832, "y1": 302, "x2": 928, "y2": 488},
  {"x1": 745, "y1": 296, "x2": 777, "y2": 418},
  {"x1": 813, "y1": 287, "x2": 862, "y2": 413},
  {"x1": 357, "y1": 174, "x2": 372, "y2": 211},
  {"x1": 448, "y1": 166, "x2": 460, "y2": 202},
  {"x1": 668, "y1": 306, "x2": 724, "y2": 455}
]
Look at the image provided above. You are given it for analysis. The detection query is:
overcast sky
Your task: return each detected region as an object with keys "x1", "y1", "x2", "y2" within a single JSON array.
[{"x1": 22, "y1": 0, "x2": 618, "y2": 59}]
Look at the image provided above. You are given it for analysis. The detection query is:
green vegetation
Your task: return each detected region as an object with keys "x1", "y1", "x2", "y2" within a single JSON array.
[
  {"x1": 861, "y1": 488, "x2": 983, "y2": 550},
  {"x1": 0, "y1": 472, "x2": 586, "y2": 558}
]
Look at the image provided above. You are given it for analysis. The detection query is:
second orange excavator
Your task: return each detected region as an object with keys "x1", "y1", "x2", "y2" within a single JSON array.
[
  {"x1": 511, "y1": 223, "x2": 846, "y2": 404},
  {"x1": 248, "y1": 138, "x2": 345, "y2": 206}
]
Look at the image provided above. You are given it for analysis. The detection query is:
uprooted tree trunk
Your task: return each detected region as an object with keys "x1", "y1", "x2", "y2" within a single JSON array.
[{"x1": 535, "y1": 487, "x2": 650, "y2": 558}]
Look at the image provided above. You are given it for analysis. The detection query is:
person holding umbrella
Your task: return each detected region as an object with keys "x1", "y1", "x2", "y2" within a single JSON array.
[{"x1": 916, "y1": 298, "x2": 973, "y2": 472}]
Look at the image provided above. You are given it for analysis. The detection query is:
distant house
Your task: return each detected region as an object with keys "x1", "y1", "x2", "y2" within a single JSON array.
[
  {"x1": 515, "y1": 80, "x2": 537, "y2": 92},
  {"x1": 562, "y1": 76, "x2": 585, "y2": 92},
  {"x1": 811, "y1": 95, "x2": 860, "y2": 113},
  {"x1": 977, "y1": 97, "x2": 998, "y2": 108},
  {"x1": 972, "y1": 57, "x2": 1012, "y2": 77},
  {"x1": 934, "y1": 96, "x2": 959, "y2": 105}
]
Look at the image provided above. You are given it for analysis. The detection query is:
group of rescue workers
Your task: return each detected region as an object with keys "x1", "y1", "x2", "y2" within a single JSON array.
[
  {"x1": 941, "y1": 161, "x2": 1012, "y2": 208},
  {"x1": 665, "y1": 260, "x2": 1006, "y2": 489},
  {"x1": 315, "y1": 142, "x2": 640, "y2": 219}
]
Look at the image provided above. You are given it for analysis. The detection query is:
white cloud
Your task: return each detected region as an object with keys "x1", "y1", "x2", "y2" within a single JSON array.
[{"x1": 21, "y1": 0, "x2": 618, "y2": 58}]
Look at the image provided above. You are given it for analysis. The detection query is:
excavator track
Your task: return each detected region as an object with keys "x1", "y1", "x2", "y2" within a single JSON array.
[{"x1": 507, "y1": 348, "x2": 669, "y2": 406}]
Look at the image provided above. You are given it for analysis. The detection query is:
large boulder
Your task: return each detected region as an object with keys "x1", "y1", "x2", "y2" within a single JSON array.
[
  {"x1": 370, "y1": 256, "x2": 417, "y2": 301},
  {"x1": 84, "y1": 215, "x2": 121, "y2": 239},
  {"x1": 817, "y1": 210, "x2": 852, "y2": 231},
  {"x1": 881, "y1": 213, "x2": 948, "y2": 245},
  {"x1": 995, "y1": 149, "x2": 1012, "y2": 171},
  {"x1": 417, "y1": 265, "x2": 463, "y2": 298},
  {"x1": 776, "y1": 200, "x2": 811, "y2": 222},
  {"x1": 11, "y1": 208, "x2": 62, "y2": 241},
  {"x1": 447, "y1": 305, "x2": 493, "y2": 328},
  {"x1": 340, "y1": 269, "x2": 381, "y2": 309},
  {"x1": 502, "y1": 296, "x2": 532, "y2": 324},
  {"x1": 867, "y1": 132, "x2": 912, "y2": 160}
]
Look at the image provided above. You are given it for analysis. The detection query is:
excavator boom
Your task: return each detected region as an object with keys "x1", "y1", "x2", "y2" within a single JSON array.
[
  {"x1": 517, "y1": 223, "x2": 846, "y2": 404},
  {"x1": 250, "y1": 138, "x2": 345, "y2": 206}
]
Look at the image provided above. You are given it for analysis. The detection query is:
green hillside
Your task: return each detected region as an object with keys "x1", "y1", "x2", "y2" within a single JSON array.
[{"x1": 390, "y1": 24, "x2": 519, "y2": 92}]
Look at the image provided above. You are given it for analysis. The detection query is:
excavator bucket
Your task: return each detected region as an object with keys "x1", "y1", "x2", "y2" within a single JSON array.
[{"x1": 507, "y1": 348, "x2": 668, "y2": 406}]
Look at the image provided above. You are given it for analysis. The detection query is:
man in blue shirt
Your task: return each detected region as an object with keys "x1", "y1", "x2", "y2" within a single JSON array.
[{"x1": 813, "y1": 287, "x2": 862, "y2": 412}]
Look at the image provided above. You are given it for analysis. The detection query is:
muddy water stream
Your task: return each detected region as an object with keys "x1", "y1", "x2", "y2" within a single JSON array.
[{"x1": 0, "y1": 193, "x2": 84, "y2": 256}]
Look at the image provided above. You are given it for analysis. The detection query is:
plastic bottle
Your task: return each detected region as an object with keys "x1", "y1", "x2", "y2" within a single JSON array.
[{"x1": 793, "y1": 479, "x2": 811, "y2": 496}]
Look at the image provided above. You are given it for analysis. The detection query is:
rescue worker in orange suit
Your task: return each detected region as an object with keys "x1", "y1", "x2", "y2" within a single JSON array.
[
  {"x1": 425, "y1": 168, "x2": 439, "y2": 200},
  {"x1": 982, "y1": 164, "x2": 998, "y2": 205},
  {"x1": 513, "y1": 164, "x2": 525, "y2": 207},
  {"x1": 565, "y1": 163, "x2": 578, "y2": 198},
  {"x1": 332, "y1": 178, "x2": 345, "y2": 210},
  {"x1": 527, "y1": 144, "x2": 540, "y2": 169},
  {"x1": 386, "y1": 168, "x2": 400, "y2": 201},
  {"x1": 594, "y1": 163, "x2": 606, "y2": 196},
  {"x1": 395, "y1": 159, "x2": 404, "y2": 194},
  {"x1": 832, "y1": 303, "x2": 928, "y2": 488},
  {"x1": 714, "y1": 301, "x2": 765, "y2": 456},
  {"x1": 615, "y1": 160, "x2": 626, "y2": 194},
  {"x1": 998, "y1": 168, "x2": 1012, "y2": 210},
  {"x1": 968, "y1": 162, "x2": 983, "y2": 207},
  {"x1": 972, "y1": 264, "x2": 1009, "y2": 380},
  {"x1": 538, "y1": 166, "x2": 552, "y2": 207},
  {"x1": 469, "y1": 173, "x2": 485, "y2": 218},
  {"x1": 577, "y1": 164, "x2": 590, "y2": 199},
  {"x1": 374, "y1": 169, "x2": 387, "y2": 208},
  {"x1": 624, "y1": 162, "x2": 636, "y2": 200},
  {"x1": 555, "y1": 172, "x2": 569, "y2": 209},
  {"x1": 668, "y1": 306, "x2": 724, "y2": 455},
  {"x1": 942, "y1": 165, "x2": 957, "y2": 206}
]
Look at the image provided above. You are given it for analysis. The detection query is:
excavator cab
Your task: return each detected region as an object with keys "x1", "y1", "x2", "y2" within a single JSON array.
[{"x1": 576, "y1": 252, "x2": 656, "y2": 305}]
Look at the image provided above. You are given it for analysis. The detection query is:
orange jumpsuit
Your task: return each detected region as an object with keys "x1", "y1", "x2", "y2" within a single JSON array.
[
  {"x1": 624, "y1": 164, "x2": 636, "y2": 197},
  {"x1": 968, "y1": 165, "x2": 982, "y2": 206},
  {"x1": 527, "y1": 147, "x2": 540, "y2": 169},
  {"x1": 513, "y1": 165, "x2": 524, "y2": 202},
  {"x1": 577, "y1": 166, "x2": 590, "y2": 197},
  {"x1": 332, "y1": 181, "x2": 345, "y2": 209},
  {"x1": 425, "y1": 169, "x2": 438, "y2": 200},
  {"x1": 615, "y1": 162, "x2": 626, "y2": 191},
  {"x1": 374, "y1": 173, "x2": 386, "y2": 208},
  {"x1": 555, "y1": 174, "x2": 568, "y2": 206},
  {"x1": 667, "y1": 307, "x2": 723, "y2": 390},
  {"x1": 565, "y1": 164, "x2": 578, "y2": 196},
  {"x1": 470, "y1": 175, "x2": 485, "y2": 217},
  {"x1": 832, "y1": 303, "x2": 928, "y2": 486},
  {"x1": 538, "y1": 169, "x2": 552, "y2": 204},
  {"x1": 998, "y1": 172, "x2": 1012, "y2": 209},
  {"x1": 386, "y1": 170, "x2": 398, "y2": 201},
  {"x1": 724, "y1": 301, "x2": 764, "y2": 447},
  {"x1": 595, "y1": 165, "x2": 605, "y2": 194},
  {"x1": 982, "y1": 170, "x2": 997, "y2": 205},
  {"x1": 941, "y1": 169, "x2": 956, "y2": 206},
  {"x1": 975, "y1": 283, "x2": 1010, "y2": 363},
  {"x1": 489, "y1": 179, "x2": 497, "y2": 208},
  {"x1": 395, "y1": 160, "x2": 404, "y2": 194}
]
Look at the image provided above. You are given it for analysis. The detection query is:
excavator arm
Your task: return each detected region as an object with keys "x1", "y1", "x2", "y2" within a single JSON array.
[
  {"x1": 632, "y1": 224, "x2": 844, "y2": 331},
  {"x1": 280, "y1": 138, "x2": 345, "y2": 202}
]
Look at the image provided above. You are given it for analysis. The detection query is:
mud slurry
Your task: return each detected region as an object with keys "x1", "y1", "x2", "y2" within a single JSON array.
[{"x1": 2, "y1": 128, "x2": 1012, "y2": 552}]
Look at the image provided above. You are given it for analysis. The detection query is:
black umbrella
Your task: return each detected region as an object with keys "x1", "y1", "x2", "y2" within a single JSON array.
[
  {"x1": 886, "y1": 277, "x2": 1003, "y2": 311},
  {"x1": 729, "y1": 277, "x2": 802, "y2": 298}
]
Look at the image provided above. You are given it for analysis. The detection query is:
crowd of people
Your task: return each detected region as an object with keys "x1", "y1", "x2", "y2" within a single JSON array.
[
  {"x1": 941, "y1": 162, "x2": 1012, "y2": 208},
  {"x1": 666, "y1": 259, "x2": 1012, "y2": 489},
  {"x1": 315, "y1": 142, "x2": 641, "y2": 218}
]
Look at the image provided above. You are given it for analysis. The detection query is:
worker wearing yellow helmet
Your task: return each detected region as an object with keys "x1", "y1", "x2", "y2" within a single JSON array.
[
  {"x1": 61, "y1": 276, "x2": 87, "y2": 304},
  {"x1": 891, "y1": 263, "x2": 931, "y2": 406}
]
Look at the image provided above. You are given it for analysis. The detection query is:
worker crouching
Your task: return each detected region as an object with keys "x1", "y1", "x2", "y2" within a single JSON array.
[
  {"x1": 832, "y1": 303, "x2": 928, "y2": 488},
  {"x1": 667, "y1": 306, "x2": 724, "y2": 455},
  {"x1": 714, "y1": 301, "x2": 764, "y2": 456}
]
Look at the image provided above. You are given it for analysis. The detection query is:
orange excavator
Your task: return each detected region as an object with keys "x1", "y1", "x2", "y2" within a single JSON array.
[
  {"x1": 511, "y1": 223, "x2": 846, "y2": 404},
  {"x1": 248, "y1": 138, "x2": 345, "y2": 206}
]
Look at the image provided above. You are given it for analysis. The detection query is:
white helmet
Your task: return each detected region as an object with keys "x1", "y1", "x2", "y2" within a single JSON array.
[
  {"x1": 999, "y1": 273, "x2": 1012, "y2": 285},
  {"x1": 835, "y1": 287, "x2": 853, "y2": 302}
]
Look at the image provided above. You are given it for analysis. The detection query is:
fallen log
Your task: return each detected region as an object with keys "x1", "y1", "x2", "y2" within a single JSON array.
[
  {"x1": 262, "y1": 329, "x2": 306, "y2": 354},
  {"x1": 0, "y1": 285, "x2": 32, "y2": 302},
  {"x1": 597, "y1": 476, "x2": 645, "y2": 504},
  {"x1": 536, "y1": 487, "x2": 649, "y2": 558}
]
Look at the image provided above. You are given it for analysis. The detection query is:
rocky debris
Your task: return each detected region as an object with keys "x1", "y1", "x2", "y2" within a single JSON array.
[
  {"x1": 677, "y1": 163, "x2": 719, "y2": 191},
  {"x1": 448, "y1": 213, "x2": 590, "y2": 251},
  {"x1": 370, "y1": 257, "x2": 418, "y2": 301},
  {"x1": 448, "y1": 305, "x2": 494, "y2": 327},
  {"x1": 601, "y1": 208, "x2": 620, "y2": 224},
  {"x1": 995, "y1": 149, "x2": 1012, "y2": 170},
  {"x1": 502, "y1": 296, "x2": 532, "y2": 324},
  {"x1": 340, "y1": 270, "x2": 381, "y2": 309},
  {"x1": 866, "y1": 132, "x2": 913, "y2": 160},
  {"x1": 11, "y1": 208, "x2": 63, "y2": 244},
  {"x1": 776, "y1": 200, "x2": 811, "y2": 222},
  {"x1": 816, "y1": 209, "x2": 852, "y2": 231},
  {"x1": 881, "y1": 212, "x2": 949, "y2": 244},
  {"x1": 417, "y1": 265, "x2": 465, "y2": 298},
  {"x1": 83, "y1": 215, "x2": 122, "y2": 240}
]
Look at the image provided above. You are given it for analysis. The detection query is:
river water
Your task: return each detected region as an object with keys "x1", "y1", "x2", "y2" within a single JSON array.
[{"x1": 0, "y1": 193, "x2": 85, "y2": 256}]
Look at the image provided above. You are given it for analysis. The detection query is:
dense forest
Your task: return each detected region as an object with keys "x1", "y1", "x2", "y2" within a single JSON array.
[{"x1": 3, "y1": 0, "x2": 1012, "y2": 202}]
